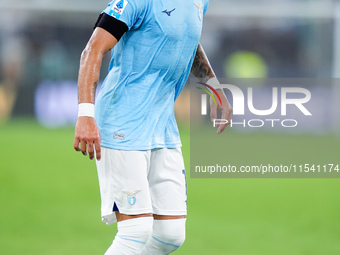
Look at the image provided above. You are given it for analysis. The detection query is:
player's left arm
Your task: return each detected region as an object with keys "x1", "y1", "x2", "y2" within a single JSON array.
[{"x1": 191, "y1": 43, "x2": 232, "y2": 134}]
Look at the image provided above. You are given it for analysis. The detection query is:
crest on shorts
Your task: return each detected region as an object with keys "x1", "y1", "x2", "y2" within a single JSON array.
[
  {"x1": 194, "y1": 2, "x2": 203, "y2": 21},
  {"x1": 122, "y1": 190, "x2": 141, "y2": 206}
]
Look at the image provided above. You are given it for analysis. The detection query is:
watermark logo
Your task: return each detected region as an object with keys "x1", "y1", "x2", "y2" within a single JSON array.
[
  {"x1": 198, "y1": 83, "x2": 312, "y2": 128},
  {"x1": 197, "y1": 83, "x2": 222, "y2": 115}
]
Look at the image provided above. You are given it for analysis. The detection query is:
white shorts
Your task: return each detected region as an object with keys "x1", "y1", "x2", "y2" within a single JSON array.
[{"x1": 96, "y1": 147, "x2": 187, "y2": 225}]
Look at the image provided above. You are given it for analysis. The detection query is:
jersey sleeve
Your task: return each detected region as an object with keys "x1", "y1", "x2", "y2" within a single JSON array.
[
  {"x1": 102, "y1": 0, "x2": 147, "y2": 30},
  {"x1": 203, "y1": 0, "x2": 209, "y2": 16}
]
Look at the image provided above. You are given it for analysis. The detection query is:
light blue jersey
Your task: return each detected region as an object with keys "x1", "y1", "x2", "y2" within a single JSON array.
[{"x1": 95, "y1": 0, "x2": 209, "y2": 150}]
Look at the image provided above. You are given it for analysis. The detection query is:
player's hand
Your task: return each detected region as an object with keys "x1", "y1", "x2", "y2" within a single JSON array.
[
  {"x1": 210, "y1": 89, "x2": 232, "y2": 134},
  {"x1": 73, "y1": 117, "x2": 101, "y2": 160}
]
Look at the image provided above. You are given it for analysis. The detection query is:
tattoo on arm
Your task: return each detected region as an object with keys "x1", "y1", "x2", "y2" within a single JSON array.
[
  {"x1": 77, "y1": 80, "x2": 99, "y2": 104},
  {"x1": 90, "y1": 80, "x2": 99, "y2": 102},
  {"x1": 191, "y1": 43, "x2": 215, "y2": 82},
  {"x1": 93, "y1": 80, "x2": 98, "y2": 88}
]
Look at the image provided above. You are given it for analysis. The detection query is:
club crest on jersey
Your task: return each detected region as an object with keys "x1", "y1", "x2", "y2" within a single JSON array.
[
  {"x1": 194, "y1": 2, "x2": 203, "y2": 21},
  {"x1": 122, "y1": 190, "x2": 141, "y2": 206},
  {"x1": 108, "y1": 0, "x2": 128, "y2": 19}
]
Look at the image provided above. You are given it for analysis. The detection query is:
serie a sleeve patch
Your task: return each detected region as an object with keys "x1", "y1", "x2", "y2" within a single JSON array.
[
  {"x1": 107, "y1": 0, "x2": 129, "y2": 19},
  {"x1": 94, "y1": 12, "x2": 129, "y2": 41}
]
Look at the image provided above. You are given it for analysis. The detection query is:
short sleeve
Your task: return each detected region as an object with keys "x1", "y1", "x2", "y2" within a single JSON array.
[
  {"x1": 103, "y1": 0, "x2": 147, "y2": 30},
  {"x1": 203, "y1": 0, "x2": 209, "y2": 16}
]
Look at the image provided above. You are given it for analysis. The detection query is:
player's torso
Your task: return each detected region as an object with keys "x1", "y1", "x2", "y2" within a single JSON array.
[
  {"x1": 113, "y1": 0, "x2": 205, "y2": 74},
  {"x1": 144, "y1": 0, "x2": 204, "y2": 41},
  {"x1": 96, "y1": 0, "x2": 208, "y2": 150}
]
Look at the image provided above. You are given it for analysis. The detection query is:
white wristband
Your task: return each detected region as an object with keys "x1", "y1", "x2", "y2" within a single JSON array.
[
  {"x1": 206, "y1": 77, "x2": 222, "y2": 89},
  {"x1": 78, "y1": 103, "x2": 95, "y2": 118}
]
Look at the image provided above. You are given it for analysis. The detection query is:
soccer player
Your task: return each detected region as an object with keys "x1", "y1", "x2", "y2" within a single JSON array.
[{"x1": 73, "y1": 0, "x2": 232, "y2": 254}]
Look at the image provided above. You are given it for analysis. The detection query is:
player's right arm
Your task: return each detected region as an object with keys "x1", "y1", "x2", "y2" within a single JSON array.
[{"x1": 73, "y1": 27, "x2": 118, "y2": 161}]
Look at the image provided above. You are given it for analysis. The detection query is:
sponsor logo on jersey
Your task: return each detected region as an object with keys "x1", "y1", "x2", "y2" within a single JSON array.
[
  {"x1": 108, "y1": 0, "x2": 128, "y2": 19},
  {"x1": 194, "y1": 2, "x2": 203, "y2": 21},
  {"x1": 122, "y1": 190, "x2": 141, "y2": 206},
  {"x1": 113, "y1": 133, "x2": 125, "y2": 140},
  {"x1": 162, "y1": 8, "x2": 176, "y2": 17}
]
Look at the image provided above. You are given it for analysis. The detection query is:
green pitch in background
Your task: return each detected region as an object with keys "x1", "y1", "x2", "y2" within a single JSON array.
[{"x1": 1, "y1": 120, "x2": 340, "y2": 255}]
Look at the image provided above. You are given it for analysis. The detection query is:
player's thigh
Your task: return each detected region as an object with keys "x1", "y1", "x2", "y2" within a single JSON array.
[
  {"x1": 97, "y1": 148, "x2": 153, "y2": 218},
  {"x1": 149, "y1": 148, "x2": 187, "y2": 216}
]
